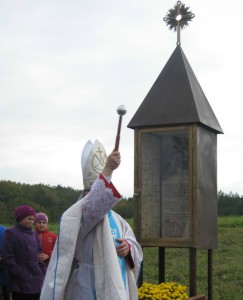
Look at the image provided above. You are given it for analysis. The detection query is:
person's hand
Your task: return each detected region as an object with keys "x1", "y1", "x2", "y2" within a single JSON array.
[
  {"x1": 102, "y1": 150, "x2": 121, "y2": 177},
  {"x1": 115, "y1": 238, "x2": 130, "y2": 257},
  {"x1": 38, "y1": 252, "x2": 49, "y2": 261}
]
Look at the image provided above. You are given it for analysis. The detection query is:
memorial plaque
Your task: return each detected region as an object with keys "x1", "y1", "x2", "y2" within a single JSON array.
[
  {"x1": 160, "y1": 131, "x2": 189, "y2": 239},
  {"x1": 138, "y1": 127, "x2": 192, "y2": 245}
]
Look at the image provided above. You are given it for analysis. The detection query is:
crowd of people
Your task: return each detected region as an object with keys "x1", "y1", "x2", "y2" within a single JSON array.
[
  {"x1": 0, "y1": 141, "x2": 143, "y2": 300},
  {"x1": 0, "y1": 208, "x2": 57, "y2": 300}
]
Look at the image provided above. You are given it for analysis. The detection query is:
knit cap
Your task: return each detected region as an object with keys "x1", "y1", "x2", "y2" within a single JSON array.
[
  {"x1": 15, "y1": 205, "x2": 36, "y2": 222},
  {"x1": 34, "y1": 212, "x2": 48, "y2": 224}
]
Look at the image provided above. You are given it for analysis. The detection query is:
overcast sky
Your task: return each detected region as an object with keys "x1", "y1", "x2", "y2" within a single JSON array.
[{"x1": 0, "y1": 0, "x2": 242, "y2": 197}]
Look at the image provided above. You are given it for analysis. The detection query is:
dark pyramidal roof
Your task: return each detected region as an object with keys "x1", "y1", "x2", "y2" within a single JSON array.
[{"x1": 128, "y1": 45, "x2": 223, "y2": 134}]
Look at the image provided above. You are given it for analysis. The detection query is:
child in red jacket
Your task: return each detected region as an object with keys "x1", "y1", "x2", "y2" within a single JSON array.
[{"x1": 34, "y1": 213, "x2": 57, "y2": 270}]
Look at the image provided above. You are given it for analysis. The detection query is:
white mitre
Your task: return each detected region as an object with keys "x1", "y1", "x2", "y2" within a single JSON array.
[{"x1": 81, "y1": 139, "x2": 107, "y2": 190}]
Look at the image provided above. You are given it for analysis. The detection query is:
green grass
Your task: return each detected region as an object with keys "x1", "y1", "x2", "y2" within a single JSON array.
[
  {"x1": 142, "y1": 216, "x2": 243, "y2": 300},
  {"x1": 47, "y1": 223, "x2": 59, "y2": 233}
]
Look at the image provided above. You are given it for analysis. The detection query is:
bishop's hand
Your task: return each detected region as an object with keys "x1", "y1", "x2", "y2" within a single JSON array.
[{"x1": 102, "y1": 150, "x2": 121, "y2": 177}]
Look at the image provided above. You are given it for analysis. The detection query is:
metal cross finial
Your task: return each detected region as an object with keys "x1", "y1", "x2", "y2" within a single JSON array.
[{"x1": 163, "y1": 1, "x2": 195, "y2": 45}]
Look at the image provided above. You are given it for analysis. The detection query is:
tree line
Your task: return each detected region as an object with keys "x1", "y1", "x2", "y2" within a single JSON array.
[
  {"x1": 217, "y1": 190, "x2": 243, "y2": 216},
  {"x1": 0, "y1": 180, "x2": 134, "y2": 224},
  {"x1": 0, "y1": 180, "x2": 242, "y2": 224}
]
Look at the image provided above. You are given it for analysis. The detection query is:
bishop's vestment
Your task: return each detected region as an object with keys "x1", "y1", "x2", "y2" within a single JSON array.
[{"x1": 40, "y1": 174, "x2": 143, "y2": 300}]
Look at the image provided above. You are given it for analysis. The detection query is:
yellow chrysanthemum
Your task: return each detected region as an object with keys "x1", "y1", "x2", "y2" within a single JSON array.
[{"x1": 138, "y1": 282, "x2": 188, "y2": 300}]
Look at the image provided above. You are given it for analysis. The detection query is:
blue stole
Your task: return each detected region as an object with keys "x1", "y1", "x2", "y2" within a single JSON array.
[{"x1": 108, "y1": 210, "x2": 126, "y2": 288}]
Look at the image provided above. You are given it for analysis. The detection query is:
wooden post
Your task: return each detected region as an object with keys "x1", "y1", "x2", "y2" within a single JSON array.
[
  {"x1": 159, "y1": 247, "x2": 165, "y2": 283},
  {"x1": 208, "y1": 249, "x2": 213, "y2": 300},
  {"x1": 189, "y1": 248, "x2": 197, "y2": 296},
  {"x1": 138, "y1": 247, "x2": 143, "y2": 287}
]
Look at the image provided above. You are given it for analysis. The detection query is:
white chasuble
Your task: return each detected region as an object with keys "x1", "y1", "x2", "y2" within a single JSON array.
[{"x1": 40, "y1": 175, "x2": 143, "y2": 300}]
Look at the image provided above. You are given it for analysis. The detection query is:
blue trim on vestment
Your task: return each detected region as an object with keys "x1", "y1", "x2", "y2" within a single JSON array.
[
  {"x1": 108, "y1": 210, "x2": 126, "y2": 288},
  {"x1": 51, "y1": 210, "x2": 127, "y2": 299}
]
